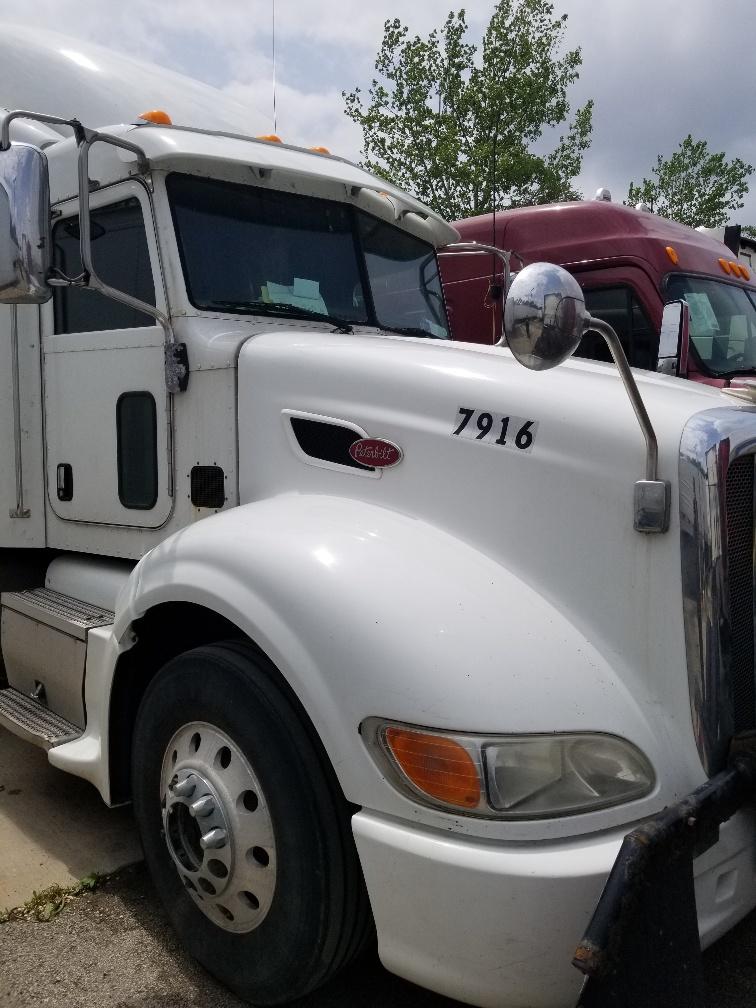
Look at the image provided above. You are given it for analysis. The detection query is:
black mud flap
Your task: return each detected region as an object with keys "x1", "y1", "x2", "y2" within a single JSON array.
[{"x1": 573, "y1": 742, "x2": 756, "y2": 1008}]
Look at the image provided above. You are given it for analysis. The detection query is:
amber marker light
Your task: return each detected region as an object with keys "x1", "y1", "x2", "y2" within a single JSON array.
[
  {"x1": 664, "y1": 246, "x2": 679, "y2": 265},
  {"x1": 384, "y1": 726, "x2": 481, "y2": 809},
  {"x1": 139, "y1": 109, "x2": 172, "y2": 125},
  {"x1": 741, "y1": 265, "x2": 751, "y2": 281},
  {"x1": 310, "y1": 146, "x2": 331, "y2": 155},
  {"x1": 257, "y1": 134, "x2": 283, "y2": 143},
  {"x1": 719, "y1": 257, "x2": 733, "y2": 274}
]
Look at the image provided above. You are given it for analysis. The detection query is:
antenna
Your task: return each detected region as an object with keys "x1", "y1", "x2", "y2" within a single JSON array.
[
  {"x1": 490, "y1": 132, "x2": 500, "y2": 343},
  {"x1": 272, "y1": 0, "x2": 278, "y2": 134}
]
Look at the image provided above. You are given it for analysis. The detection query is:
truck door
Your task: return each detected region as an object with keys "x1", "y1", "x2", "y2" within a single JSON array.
[{"x1": 43, "y1": 182, "x2": 172, "y2": 528}]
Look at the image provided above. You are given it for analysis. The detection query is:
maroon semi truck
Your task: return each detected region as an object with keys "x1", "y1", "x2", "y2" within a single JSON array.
[{"x1": 440, "y1": 197, "x2": 756, "y2": 388}]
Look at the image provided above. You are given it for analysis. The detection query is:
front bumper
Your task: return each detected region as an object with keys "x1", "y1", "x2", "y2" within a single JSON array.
[{"x1": 352, "y1": 806, "x2": 756, "y2": 1008}]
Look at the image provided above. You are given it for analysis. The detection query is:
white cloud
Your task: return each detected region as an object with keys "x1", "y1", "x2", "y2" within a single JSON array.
[
  {"x1": 2, "y1": 0, "x2": 756, "y2": 220},
  {"x1": 224, "y1": 78, "x2": 362, "y2": 158}
]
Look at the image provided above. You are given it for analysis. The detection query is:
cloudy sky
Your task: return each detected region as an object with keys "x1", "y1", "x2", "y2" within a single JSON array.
[{"x1": 2, "y1": 0, "x2": 756, "y2": 223}]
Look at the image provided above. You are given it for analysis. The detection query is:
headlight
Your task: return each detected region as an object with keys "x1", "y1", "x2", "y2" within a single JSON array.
[
  {"x1": 361, "y1": 718, "x2": 655, "y2": 819},
  {"x1": 483, "y1": 734, "x2": 654, "y2": 817}
]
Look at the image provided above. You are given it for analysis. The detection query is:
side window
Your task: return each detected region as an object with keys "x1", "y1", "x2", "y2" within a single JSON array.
[
  {"x1": 52, "y1": 197, "x2": 156, "y2": 334},
  {"x1": 578, "y1": 286, "x2": 656, "y2": 370},
  {"x1": 117, "y1": 392, "x2": 158, "y2": 510}
]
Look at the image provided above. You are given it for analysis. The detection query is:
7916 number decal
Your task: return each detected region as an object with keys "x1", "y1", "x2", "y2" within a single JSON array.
[{"x1": 451, "y1": 406, "x2": 538, "y2": 453}]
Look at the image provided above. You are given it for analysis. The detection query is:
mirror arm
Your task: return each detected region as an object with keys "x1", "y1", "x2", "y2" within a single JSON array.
[
  {"x1": 0, "y1": 110, "x2": 87, "y2": 150},
  {"x1": 586, "y1": 315, "x2": 669, "y2": 533},
  {"x1": 75, "y1": 131, "x2": 188, "y2": 393},
  {"x1": 438, "y1": 242, "x2": 513, "y2": 340},
  {"x1": 76, "y1": 131, "x2": 158, "y2": 320},
  {"x1": 586, "y1": 315, "x2": 658, "y2": 481}
]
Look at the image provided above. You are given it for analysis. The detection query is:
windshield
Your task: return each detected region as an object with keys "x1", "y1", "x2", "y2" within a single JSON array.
[
  {"x1": 167, "y1": 173, "x2": 450, "y2": 339},
  {"x1": 666, "y1": 274, "x2": 756, "y2": 376}
]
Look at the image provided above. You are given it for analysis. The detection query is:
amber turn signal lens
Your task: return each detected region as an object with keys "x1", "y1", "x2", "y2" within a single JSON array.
[
  {"x1": 741, "y1": 265, "x2": 751, "y2": 281},
  {"x1": 384, "y1": 727, "x2": 481, "y2": 809},
  {"x1": 664, "y1": 246, "x2": 679, "y2": 265},
  {"x1": 719, "y1": 257, "x2": 732, "y2": 274},
  {"x1": 138, "y1": 109, "x2": 172, "y2": 125}
]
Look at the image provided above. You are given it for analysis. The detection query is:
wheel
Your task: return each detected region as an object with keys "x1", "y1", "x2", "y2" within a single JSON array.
[{"x1": 131, "y1": 640, "x2": 372, "y2": 1004}]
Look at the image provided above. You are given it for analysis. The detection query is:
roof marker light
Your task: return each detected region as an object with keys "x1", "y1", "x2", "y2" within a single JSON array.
[
  {"x1": 719, "y1": 257, "x2": 732, "y2": 274},
  {"x1": 731, "y1": 261, "x2": 744, "y2": 278},
  {"x1": 740, "y1": 264, "x2": 751, "y2": 281},
  {"x1": 665, "y1": 246, "x2": 679, "y2": 265},
  {"x1": 257, "y1": 134, "x2": 283, "y2": 143},
  {"x1": 310, "y1": 146, "x2": 331, "y2": 155},
  {"x1": 139, "y1": 109, "x2": 172, "y2": 125}
]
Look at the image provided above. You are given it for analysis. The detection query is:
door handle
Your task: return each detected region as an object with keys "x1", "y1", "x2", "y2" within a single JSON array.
[{"x1": 56, "y1": 463, "x2": 73, "y2": 501}]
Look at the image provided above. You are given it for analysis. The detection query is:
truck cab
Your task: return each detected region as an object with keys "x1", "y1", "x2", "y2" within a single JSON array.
[
  {"x1": 3, "y1": 83, "x2": 756, "y2": 1008},
  {"x1": 441, "y1": 198, "x2": 756, "y2": 389}
]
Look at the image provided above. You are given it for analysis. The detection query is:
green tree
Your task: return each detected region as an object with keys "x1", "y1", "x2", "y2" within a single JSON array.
[
  {"x1": 626, "y1": 136, "x2": 753, "y2": 228},
  {"x1": 343, "y1": 1, "x2": 593, "y2": 220}
]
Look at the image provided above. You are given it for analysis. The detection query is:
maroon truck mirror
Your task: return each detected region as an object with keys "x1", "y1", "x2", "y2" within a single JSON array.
[{"x1": 657, "y1": 300, "x2": 690, "y2": 377}]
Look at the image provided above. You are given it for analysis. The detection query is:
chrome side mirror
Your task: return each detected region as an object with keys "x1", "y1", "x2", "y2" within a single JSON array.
[
  {"x1": 657, "y1": 300, "x2": 690, "y2": 377},
  {"x1": 502, "y1": 262, "x2": 586, "y2": 370},
  {"x1": 0, "y1": 142, "x2": 52, "y2": 304}
]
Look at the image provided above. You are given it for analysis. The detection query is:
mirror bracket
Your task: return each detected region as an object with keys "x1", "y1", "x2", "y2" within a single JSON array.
[
  {"x1": 585, "y1": 315, "x2": 669, "y2": 533},
  {"x1": 438, "y1": 242, "x2": 519, "y2": 344}
]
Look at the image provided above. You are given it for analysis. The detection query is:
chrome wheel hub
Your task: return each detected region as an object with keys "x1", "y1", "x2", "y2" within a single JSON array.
[{"x1": 160, "y1": 721, "x2": 277, "y2": 933}]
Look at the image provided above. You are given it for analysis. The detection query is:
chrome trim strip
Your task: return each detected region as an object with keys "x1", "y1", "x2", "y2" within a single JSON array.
[
  {"x1": 680, "y1": 406, "x2": 756, "y2": 774},
  {"x1": 9, "y1": 305, "x2": 30, "y2": 519}
]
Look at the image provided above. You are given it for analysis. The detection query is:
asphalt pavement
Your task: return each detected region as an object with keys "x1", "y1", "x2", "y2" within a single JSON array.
[{"x1": 2, "y1": 729, "x2": 756, "y2": 1007}]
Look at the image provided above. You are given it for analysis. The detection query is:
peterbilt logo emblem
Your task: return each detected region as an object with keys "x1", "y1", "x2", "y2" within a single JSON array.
[{"x1": 349, "y1": 438, "x2": 403, "y2": 468}]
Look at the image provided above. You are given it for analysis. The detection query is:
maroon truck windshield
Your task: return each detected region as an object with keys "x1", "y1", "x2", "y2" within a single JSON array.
[{"x1": 666, "y1": 275, "x2": 756, "y2": 377}]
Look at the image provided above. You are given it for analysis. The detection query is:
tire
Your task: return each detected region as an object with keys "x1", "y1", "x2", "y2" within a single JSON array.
[{"x1": 131, "y1": 640, "x2": 373, "y2": 1004}]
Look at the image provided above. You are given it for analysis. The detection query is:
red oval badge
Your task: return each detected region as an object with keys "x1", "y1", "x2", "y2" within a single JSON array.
[{"x1": 349, "y1": 438, "x2": 403, "y2": 468}]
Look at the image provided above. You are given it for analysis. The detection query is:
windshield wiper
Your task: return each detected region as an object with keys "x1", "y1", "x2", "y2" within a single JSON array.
[
  {"x1": 206, "y1": 299, "x2": 354, "y2": 333},
  {"x1": 380, "y1": 324, "x2": 448, "y2": 340}
]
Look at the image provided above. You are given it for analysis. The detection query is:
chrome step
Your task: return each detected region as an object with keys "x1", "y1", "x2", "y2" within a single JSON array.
[
  {"x1": 1, "y1": 588, "x2": 113, "y2": 641},
  {"x1": 0, "y1": 687, "x2": 81, "y2": 750}
]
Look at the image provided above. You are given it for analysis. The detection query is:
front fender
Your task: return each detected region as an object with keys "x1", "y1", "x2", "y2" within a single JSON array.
[{"x1": 117, "y1": 493, "x2": 667, "y2": 841}]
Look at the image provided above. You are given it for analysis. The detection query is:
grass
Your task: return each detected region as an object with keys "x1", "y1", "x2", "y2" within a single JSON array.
[{"x1": 0, "y1": 874, "x2": 101, "y2": 924}]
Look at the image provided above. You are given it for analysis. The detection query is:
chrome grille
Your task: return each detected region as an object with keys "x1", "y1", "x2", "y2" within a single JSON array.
[
  {"x1": 725, "y1": 454, "x2": 755, "y2": 733},
  {"x1": 679, "y1": 408, "x2": 756, "y2": 775}
]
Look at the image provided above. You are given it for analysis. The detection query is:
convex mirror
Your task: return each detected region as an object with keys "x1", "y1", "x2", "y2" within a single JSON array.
[
  {"x1": 503, "y1": 262, "x2": 586, "y2": 370},
  {"x1": 0, "y1": 142, "x2": 52, "y2": 304}
]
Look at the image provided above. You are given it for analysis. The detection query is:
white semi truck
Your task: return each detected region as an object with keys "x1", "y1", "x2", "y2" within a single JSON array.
[{"x1": 2, "y1": 28, "x2": 756, "y2": 1008}]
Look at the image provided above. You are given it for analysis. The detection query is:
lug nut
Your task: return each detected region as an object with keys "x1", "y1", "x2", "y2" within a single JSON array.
[
  {"x1": 171, "y1": 777, "x2": 197, "y2": 798},
  {"x1": 200, "y1": 828, "x2": 228, "y2": 850},
  {"x1": 190, "y1": 795, "x2": 216, "y2": 818}
]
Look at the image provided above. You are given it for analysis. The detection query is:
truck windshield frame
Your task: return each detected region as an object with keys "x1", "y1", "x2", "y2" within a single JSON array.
[
  {"x1": 166, "y1": 173, "x2": 450, "y2": 340},
  {"x1": 665, "y1": 273, "x2": 756, "y2": 377}
]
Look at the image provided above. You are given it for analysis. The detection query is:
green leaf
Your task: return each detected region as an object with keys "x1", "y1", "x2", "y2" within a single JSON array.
[
  {"x1": 343, "y1": 0, "x2": 593, "y2": 218},
  {"x1": 625, "y1": 135, "x2": 753, "y2": 228}
]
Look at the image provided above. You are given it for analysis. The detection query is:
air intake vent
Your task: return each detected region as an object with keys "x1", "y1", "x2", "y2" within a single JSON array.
[
  {"x1": 289, "y1": 417, "x2": 374, "y2": 470},
  {"x1": 725, "y1": 454, "x2": 755, "y2": 733},
  {"x1": 190, "y1": 466, "x2": 226, "y2": 509}
]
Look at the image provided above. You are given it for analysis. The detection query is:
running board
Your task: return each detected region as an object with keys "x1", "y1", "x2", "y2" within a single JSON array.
[{"x1": 0, "y1": 686, "x2": 81, "y2": 750}]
